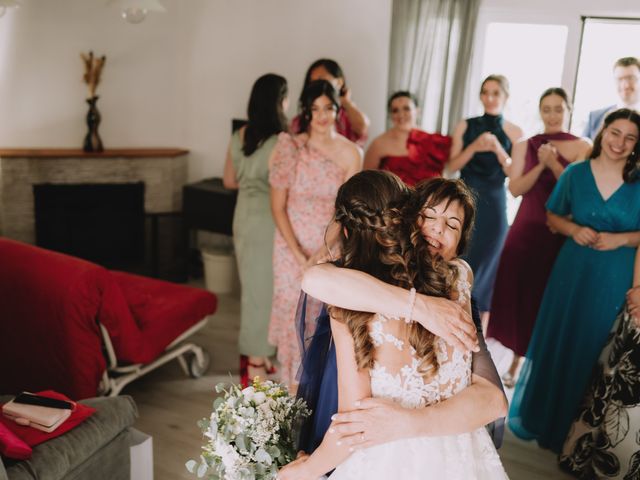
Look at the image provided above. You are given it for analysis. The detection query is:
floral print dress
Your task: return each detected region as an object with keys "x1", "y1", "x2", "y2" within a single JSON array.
[
  {"x1": 559, "y1": 305, "x2": 640, "y2": 479},
  {"x1": 268, "y1": 132, "x2": 345, "y2": 387}
]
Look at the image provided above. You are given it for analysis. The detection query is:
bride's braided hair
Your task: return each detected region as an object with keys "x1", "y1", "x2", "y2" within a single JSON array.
[
  {"x1": 329, "y1": 172, "x2": 463, "y2": 378},
  {"x1": 329, "y1": 171, "x2": 408, "y2": 372}
]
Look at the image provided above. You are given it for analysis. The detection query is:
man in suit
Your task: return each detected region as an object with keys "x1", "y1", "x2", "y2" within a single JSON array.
[{"x1": 583, "y1": 56, "x2": 640, "y2": 139}]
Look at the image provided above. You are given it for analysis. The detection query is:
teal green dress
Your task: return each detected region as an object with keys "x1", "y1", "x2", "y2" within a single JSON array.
[
  {"x1": 231, "y1": 131, "x2": 277, "y2": 357},
  {"x1": 509, "y1": 160, "x2": 640, "y2": 453}
]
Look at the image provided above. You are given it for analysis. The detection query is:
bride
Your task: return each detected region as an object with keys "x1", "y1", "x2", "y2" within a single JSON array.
[{"x1": 278, "y1": 171, "x2": 508, "y2": 479}]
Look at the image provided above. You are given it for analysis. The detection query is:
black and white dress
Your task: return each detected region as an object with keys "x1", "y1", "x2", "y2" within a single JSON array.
[{"x1": 559, "y1": 304, "x2": 640, "y2": 479}]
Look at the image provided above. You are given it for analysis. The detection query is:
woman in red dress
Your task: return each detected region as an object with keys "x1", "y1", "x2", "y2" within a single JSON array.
[{"x1": 364, "y1": 91, "x2": 450, "y2": 186}]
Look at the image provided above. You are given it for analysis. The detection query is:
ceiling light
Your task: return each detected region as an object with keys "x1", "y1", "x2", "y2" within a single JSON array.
[{"x1": 106, "y1": 0, "x2": 166, "y2": 24}]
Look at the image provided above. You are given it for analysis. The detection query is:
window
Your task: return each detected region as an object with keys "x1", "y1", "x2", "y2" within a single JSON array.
[
  {"x1": 478, "y1": 22, "x2": 568, "y2": 223},
  {"x1": 570, "y1": 17, "x2": 640, "y2": 136},
  {"x1": 480, "y1": 22, "x2": 568, "y2": 138}
]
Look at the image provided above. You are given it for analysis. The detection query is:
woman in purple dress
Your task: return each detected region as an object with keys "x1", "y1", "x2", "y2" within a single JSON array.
[{"x1": 486, "y1": 88, "x2": 591, "y2": 386}]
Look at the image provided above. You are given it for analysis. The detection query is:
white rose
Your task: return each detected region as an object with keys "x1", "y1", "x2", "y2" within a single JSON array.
[
  {"x1": 241, "y1": 386, "x2": 255, "y2": 402},
  {"x1": 253, "y1": 391, "x2": 267, "y2": 404}
]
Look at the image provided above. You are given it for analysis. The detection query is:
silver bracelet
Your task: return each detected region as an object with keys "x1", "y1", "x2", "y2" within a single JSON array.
[{"x1": 404, "y1": 287, "x2": 417, "y2": 324}]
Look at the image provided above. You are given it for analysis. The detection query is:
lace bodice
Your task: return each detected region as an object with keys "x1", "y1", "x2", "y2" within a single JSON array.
[{"x1": 369, "y1": 261, "x2": 472, "y2": 409}]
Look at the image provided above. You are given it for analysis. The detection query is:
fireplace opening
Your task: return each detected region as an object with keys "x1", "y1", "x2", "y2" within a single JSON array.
[{"x1": 33, "y1": 182, "x2": 145, "y2": 269}]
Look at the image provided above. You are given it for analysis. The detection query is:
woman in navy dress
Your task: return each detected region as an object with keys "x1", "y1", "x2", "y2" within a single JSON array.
[{"x1": 448, "y1": 75, "x2": 523, "y2": 324}]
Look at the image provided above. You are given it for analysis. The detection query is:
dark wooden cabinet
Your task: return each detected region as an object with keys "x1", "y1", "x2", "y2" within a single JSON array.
[
  {"x1": 181, "y1": 177, "x2": 237, "y2": 278},
  {"x1": 182, "y1": 177, "x2": 237, "y2": 235}
]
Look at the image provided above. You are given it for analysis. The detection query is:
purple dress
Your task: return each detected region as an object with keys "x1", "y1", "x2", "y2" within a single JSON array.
[{"x1": 487, "y1": 132, "x2": 576, "y2": 356}]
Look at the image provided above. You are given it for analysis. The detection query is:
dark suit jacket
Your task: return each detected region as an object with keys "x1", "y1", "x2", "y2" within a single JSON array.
[{"x1": 583, "y1": 105, "x2": 615, "y2": 140}]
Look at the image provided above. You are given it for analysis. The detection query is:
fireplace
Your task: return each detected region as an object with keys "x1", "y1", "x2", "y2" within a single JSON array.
[
  {"x1": 34, "y1": 182, "x2": 145, "y2": 268},
  {"x1": 0, "y1": 148, "x2": 189, "y2": 278}
]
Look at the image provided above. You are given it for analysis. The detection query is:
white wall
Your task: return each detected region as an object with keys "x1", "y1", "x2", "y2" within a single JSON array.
[
  {"x1": 0, "y1": 0, "x2": 392, "y2": 181},
  {"x1": 178, "y1": 0, "x2": 392, "y2": 180},
  {"x1": 466, "y1": 0, "x2": 640, "y2": 119}
]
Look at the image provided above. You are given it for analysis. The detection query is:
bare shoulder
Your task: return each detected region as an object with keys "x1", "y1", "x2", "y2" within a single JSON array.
[
  {"x1": 452, "y1": 119, "x2": 468, "y2": 137},
  {"x1": 504, "y1": 121, "x2": 524, "y2": 142},
  {"x1": 574, "y1": 137, "x2": 593, "y2": 158},
  {"x1": 368, "y1": 131, "x2": 392, "y2": 150},
  {"x1": 337, "y1": 135, "x2": 363, "y2": 162},
  {"x1": 451, "y1": 258, "x2": 473, "y2": 282}
]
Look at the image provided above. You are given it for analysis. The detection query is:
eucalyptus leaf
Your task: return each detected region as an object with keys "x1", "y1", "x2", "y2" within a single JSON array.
[
  {"x1": 268, "y1": 445, "x2": 281, "y2": 458},
  {"x1": 185, "y1": 460, "x2": 197, "y2": 473},
  {"x1": 197, "y1": 462, "x2": 208, "y2": 478},
  {"x1": 236, "y1": 433, "x2": 247, "y2": 452}
]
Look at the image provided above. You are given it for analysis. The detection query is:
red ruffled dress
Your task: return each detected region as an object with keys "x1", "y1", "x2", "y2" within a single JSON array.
[{"x1": 380, "y1": 129, "x2": 451, "y2": 186}]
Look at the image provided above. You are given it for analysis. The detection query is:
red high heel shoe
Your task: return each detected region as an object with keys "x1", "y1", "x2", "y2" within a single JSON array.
[
  {"x1": 240, "y1": 355, "x2": 269, "y2": 388},
  {"x1": 240, "y1": 355, "x2": 249, "y2": 388},
  {"x1": 265, "y1": 358, "x2": 277, "y2": 375}
]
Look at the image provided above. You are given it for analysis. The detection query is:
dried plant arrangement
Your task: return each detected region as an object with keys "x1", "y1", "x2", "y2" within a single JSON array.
[{"x1": 81, "y1": 51, "x2": 106, "y2": 98}]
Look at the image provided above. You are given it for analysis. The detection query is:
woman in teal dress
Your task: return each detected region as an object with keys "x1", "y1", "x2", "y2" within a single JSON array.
[
  {"x1": 448, "y1": 75, "x2": 523, "y2": 320},
  {"x1": 509, "y1": 108, "x2": 640, "y2": 453},
  {"x1": 222, "y1": 73, "x2": 289, "y2": 386}
]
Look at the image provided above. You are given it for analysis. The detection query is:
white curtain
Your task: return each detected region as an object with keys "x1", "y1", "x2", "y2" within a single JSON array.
[{"x1": 387, "y1": 0, "x2": 481, "y2": 134}]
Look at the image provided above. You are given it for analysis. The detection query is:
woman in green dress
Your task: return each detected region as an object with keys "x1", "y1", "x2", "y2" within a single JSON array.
[
  {"x1": 223, "y1": 73, "x2": 289, "y2": 386},
  {"x1": 509, "y1": 108, "x2": 640, "y2": 453}
]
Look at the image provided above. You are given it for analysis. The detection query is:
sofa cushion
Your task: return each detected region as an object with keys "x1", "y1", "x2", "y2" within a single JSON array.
[
  {"x1": 109, "y1": 272, "x2": 217, "y2": 363},
  {"x1": 0, "y1": 423, "x2": 31, "y2": 461},
  {"x1": 0, "y1": 239, "x2": 121, "y2": 399},
  {"x1": 2, "y1": 396, "x2": 137, "y2": 480}
]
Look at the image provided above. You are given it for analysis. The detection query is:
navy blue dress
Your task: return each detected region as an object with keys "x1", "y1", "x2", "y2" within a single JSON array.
[{"x1": 461, "y1": 114, "x2": 512, "y2": 312}]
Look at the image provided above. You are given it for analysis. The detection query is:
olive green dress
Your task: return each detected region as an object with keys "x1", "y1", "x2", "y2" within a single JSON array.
[{"x1": 231, "y1": 131, "x2": 277, "y2": 357}]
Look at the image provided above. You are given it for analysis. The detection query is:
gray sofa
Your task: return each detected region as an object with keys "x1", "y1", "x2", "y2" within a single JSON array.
[{"x1": 0, "y1": 395, "x2": 138, "y2": 480}]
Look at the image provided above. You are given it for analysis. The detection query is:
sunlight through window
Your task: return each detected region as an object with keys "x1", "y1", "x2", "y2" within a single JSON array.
[
  {"x1": 480, "y1": 22, "x2": 568, "y2": 224},
  {"x1": 571, "y1": 17, "x2": 640, "y2": 135}
]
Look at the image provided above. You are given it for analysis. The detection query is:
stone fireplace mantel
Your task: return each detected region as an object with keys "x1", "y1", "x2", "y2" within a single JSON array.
[{"x1": 0, "y1": 148, "x2": 189, "y2": 244}]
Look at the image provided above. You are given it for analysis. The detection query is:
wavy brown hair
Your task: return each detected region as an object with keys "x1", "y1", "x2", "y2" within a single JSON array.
[
  {"x1": 388, "y1": 178, "x2": 476, "y2": 375},
  {"x1": 411, "y1": 177, "x2": 477, "y2": 256},
  {"x1": 330, "y1": 172, "x2": 464, "y2": 378},
  {"x1": 590, "y1": 108, "x2": 640, "y2": 183}
]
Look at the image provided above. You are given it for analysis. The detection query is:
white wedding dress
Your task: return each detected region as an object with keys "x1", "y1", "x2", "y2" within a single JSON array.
[{"x1": 330, "y1": 264, "x2": 509, "y2": 480}]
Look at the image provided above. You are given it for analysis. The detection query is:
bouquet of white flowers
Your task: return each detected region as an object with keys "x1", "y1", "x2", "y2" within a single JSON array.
[{"x1": 186, "y1": 378, "x2": 310, "y2": 480}]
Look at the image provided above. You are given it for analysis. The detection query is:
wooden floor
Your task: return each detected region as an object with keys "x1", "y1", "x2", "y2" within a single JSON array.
[{"x1": 125, "y1": 291, "x2": 575, "y2": 480}]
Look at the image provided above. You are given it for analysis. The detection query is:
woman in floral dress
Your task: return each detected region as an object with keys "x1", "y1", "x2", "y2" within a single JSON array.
[
  {"x1": 269, "y1": 79, "x2": 361, "y2": 389},
  {"x1": 559, "y1": 245, "x2": 640, "y2": 479}
]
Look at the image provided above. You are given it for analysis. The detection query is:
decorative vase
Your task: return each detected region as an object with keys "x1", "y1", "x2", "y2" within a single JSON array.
[{"x1": 83, "y1": 95, "x2": 104, "y2": 152}]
